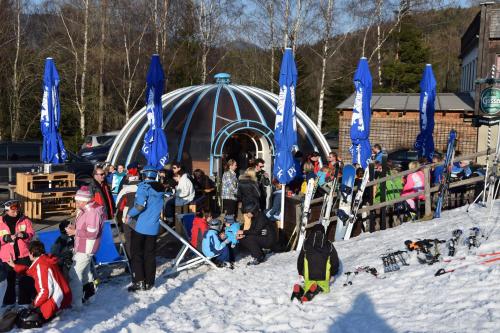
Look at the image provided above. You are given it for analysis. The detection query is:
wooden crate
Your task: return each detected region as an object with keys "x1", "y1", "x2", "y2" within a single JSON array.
[{"x1": 15, "y1": 172, "x2": 76, "y2": 221}]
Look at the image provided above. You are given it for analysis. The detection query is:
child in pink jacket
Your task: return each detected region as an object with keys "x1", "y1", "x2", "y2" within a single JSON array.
[{"x1": 401, "y1": 161, "x2": 425, "y2": 211}]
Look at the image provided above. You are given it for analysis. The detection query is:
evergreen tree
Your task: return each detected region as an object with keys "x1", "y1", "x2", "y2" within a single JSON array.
[{"x1": 381, "y1": 21, "x2": 430, "y2": 93}]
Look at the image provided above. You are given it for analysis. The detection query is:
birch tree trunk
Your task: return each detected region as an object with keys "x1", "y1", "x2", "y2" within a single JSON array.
[
  {"x1": 268, "y1": 1, "x2": 275, "y2": 93},
  {"x1": 80, "y1": 0, "x2": 89, "y2": 138},
  {"x1": 11, "y1": 0, "x2": 21, "y2": 140},
  {"x1": 376, "y1": 0, "x2": 383, "y2": 87},
  {"x1": 316, "y1": 0, "x2": 333, "y2": 132},
  {"x1": 290, "y1": 0, "x2": 301, "y2": 55},
  {"x1": 98, "y1": 0, "x2": 107, "y2": 133},
  {"x1": 283, "y1": 0, "x2": 290, "y2": 49}
]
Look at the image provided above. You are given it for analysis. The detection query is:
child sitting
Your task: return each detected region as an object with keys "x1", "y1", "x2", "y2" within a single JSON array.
[
  {"x1": 7, "y1": 241, "x2": 71, "y2": 322},
  {"x1": 190, "y1": 208, "x2": 210, "y2": 251},
  {"x1": 50, "y1": 220, "x2": 74, "y2": 280},
  {"x1": 201, "y1": 219, "x2": 231, "y2": 267},
  {"x1": 292, "y1": 224, "x2": 340, "y2": 303}
]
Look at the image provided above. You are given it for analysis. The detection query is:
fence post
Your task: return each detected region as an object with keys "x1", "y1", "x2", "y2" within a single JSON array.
[{"x1": 424, "y1": 166, "x2": 432, "y2": 217}]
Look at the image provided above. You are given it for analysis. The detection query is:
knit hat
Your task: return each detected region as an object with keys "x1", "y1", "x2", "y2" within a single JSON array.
[
  {"x1": 75, "y1": 186, "x2": 92, "y2": 202},
  {"x1": 127, "y1": 162, "x2": 139, "y2": 176},
  {"x1": 224, "y1": 215, "x2": 236, "y2": 224}
]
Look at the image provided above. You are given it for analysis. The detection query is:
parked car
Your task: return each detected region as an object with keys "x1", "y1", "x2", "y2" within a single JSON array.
[
  {"x1": 323, "y1": 130, "x2": 339, "y2": 150},
  {"x1": 81, "y1": 130, "x2": 120, "y2": 149},
  {"x1": 0, "y1": 141, "x2": 94, "y2": 185},
  {"x1": 387, "y1": 148, "x2": 442, "y2": 170},
  {"x1": 77, "y1": 138, "x2": 113, "y2": 164}
]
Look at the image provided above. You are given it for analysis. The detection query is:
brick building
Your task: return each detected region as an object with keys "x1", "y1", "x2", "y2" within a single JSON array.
[{"x1": 336, "y1": 93, "x2": 476, "y2": 163}]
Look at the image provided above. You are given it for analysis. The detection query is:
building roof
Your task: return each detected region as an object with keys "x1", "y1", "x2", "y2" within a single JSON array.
[{"x1": 336, "y1": 93, "x2": 474, "y2": 112}]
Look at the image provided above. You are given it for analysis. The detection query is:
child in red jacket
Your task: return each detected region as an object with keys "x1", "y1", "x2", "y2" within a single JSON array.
[
  {"x1": 8, "y1": 241, "x2": 72, "y2": 322},
  {"x1": 190, "y1": 208, "x2": 210, "y2": 251}
]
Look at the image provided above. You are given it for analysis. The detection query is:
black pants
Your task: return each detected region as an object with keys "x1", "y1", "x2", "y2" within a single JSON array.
[
  {"x1": 3, "y1": 257, "x2": 35, "y2": 305},
  {"x1": 222, "y1": 199, "x2": 238, "y2": 216},
  {"x1": 130, "y1": 229, "x2": 157, "y2": 286},
  {"x1": 123, "y1": 224, "x2": 133, "y2": 260},
  {"x1": 239, "y1": 228, "x2": 275, "y2": 260}
]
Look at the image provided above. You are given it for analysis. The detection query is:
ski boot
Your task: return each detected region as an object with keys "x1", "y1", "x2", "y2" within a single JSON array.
[
  {"x1": 290, "y1": 284, "x2": 304, "y2": 302},
  {"x1": 301, "y1": 283, "x2": 323, "y2": 303}
]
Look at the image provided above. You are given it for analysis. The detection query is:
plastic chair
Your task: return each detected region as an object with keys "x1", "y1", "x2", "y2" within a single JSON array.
[
  {"x1": 94, "y1": 220, "x2": 131, "y2": 276},
  {"x1": 36, "y1": 229, "x2": 61, "y2": 253},
  {"x1": 161, "y1": 216, "x2": 218, "y2": 277}
]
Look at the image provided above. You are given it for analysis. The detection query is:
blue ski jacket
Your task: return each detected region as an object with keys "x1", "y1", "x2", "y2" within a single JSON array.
[
  {"x1": 202, "y1": 229, "x2": 229, "y2": 258},
  {"x1": 127, "y1": 180, "x2": 165, "y2": 236}
]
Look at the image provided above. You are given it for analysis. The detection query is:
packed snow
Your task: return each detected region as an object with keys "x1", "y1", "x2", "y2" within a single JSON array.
[{"x1": 26, "y1": 202, "x2": 500, "y2": 332}]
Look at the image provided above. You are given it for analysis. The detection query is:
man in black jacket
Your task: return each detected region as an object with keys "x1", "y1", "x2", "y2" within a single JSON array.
[{"x1": 237, "y1": 202, "x2": 276, "y2": 265}]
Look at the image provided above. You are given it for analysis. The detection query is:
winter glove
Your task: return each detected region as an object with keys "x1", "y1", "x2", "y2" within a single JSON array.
[
  {"x1": 3, "y1": 234, "x2": 14, "y2": 243},
  {"x1": 16, "y1": 232, "x2": 28, "y2": 240}
]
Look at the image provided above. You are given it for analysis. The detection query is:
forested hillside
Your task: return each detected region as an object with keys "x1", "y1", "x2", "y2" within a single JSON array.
[{"x1": 0, "y1": 1, "x2": 478, "y2": 151}]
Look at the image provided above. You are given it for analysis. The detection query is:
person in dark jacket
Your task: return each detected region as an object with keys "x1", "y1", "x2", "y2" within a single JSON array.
[
  {"x1": 126, "y1": 166, "x2": 165, "y2": 292},
  {"x1": 237, "y1": 168, "x2": 261, "y2": 210},
  {"x1": 254, "y1": 158, "x2": 270, "y2": 210},
  {"x1": 294, "y1": 224, "x2": 340, "y2": 302},
  {"x1": 237, "y1": 202, "x2": 276, "y2": 265},
  {"x1": 89, "y1": 167, "x2": 115, "y2": 219},
  {"x1": 50, "y1": 220, "x2": 74, "y2": 280}
]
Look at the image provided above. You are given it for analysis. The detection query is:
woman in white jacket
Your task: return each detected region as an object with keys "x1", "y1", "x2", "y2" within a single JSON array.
[{"x1": 173, "y1": 163, "x2": 195, "y2": 215}]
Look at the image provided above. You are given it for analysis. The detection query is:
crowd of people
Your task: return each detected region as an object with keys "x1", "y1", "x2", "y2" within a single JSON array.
[{"x1": 0, "y1": 145, "x2": 485, "y2": 327}]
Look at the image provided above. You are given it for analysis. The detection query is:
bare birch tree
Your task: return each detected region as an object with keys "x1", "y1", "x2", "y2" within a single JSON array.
[
  {"x1": 98, "y1": 0, "x2": 108, "y2": 133},
  {"x1": 11, "y1": 0, "x2": 22, "y2": 140},
  {"x1": 59, "y1": 0, "x2": 90, "y2": 138}
]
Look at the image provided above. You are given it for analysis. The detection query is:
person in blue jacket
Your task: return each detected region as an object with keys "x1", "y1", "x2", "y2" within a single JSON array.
[
  {"x1": 265, "y1": 180, "x2": 282, "y2": 222},
  {"x1": 126, "y1": 165, "x2": 165, "y2": 292},
  {"x1": 202, "y1": 219, "x2": 231, "y2": 267}
]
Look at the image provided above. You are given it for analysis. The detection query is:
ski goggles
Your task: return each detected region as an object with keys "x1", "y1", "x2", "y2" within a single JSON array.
[{"x1": 4, "y1": 200, "x2": 20, "y2": 211}]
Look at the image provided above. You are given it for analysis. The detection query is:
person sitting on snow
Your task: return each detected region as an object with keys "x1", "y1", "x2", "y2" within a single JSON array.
[
  {"x1": 7, "y1": 241, "x2": 71, "y2": 323},
  {"x1": 292, "y1": 224, "x2": 340, "y2": 303},
  {"x1": 201, "y1": 218, "x2": 232, "y2": 268},
  {"x1": 50, "y1": 220, "x2": 74, "y2": 280}
]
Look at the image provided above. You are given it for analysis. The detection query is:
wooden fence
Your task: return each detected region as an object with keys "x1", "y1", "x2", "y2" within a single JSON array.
[{"x1": 302, "y1": 149, "x2": 498, "y2": 240}]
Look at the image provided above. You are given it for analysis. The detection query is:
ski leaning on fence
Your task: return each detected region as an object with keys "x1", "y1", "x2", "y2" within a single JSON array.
[
  {"x1": 344, "y1": 166, "x2": 370, "y2": 240},
  {"x1": 434, "y1": 129, "x2": 457, "y2": 218},
  {"x1": 296, "y1": 178, "x2": 317, "y2": 251},
  {"x1": 320, "y1": 162, "x2": 341, "y2": 230},
  {"x1": 335, "y1": 164, "x2": 356, "y2": 241}
]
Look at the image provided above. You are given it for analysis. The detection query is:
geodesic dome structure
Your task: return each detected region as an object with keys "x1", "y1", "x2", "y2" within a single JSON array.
[{"x1": 108, "y1": 73, "x2": 329, "y2": 176}]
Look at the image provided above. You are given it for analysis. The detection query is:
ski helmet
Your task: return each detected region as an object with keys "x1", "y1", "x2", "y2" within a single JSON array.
[
  {"x1": 208, "y1": 218, "x2": 222, "y2": 231},
  {"x1": 16, "y1": 308, "x2": 44, "y2": 329},
  {"x1": 141, "y1": 165, "x2": 158, "y2": 179}
]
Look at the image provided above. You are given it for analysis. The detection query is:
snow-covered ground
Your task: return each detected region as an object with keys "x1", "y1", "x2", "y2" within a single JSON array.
[{"x1": 39, "y1": 202, "x2": 500, "y2": 332}]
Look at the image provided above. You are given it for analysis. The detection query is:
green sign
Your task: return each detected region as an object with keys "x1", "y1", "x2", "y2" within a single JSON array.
[{"x1": 480, "y1": 87, "x2": 500, "y2": 115}]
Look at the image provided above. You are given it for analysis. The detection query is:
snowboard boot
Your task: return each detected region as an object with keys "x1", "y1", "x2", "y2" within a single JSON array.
[
  {"x1": 82, "y1": 282, "x2": 96, "y2": 303},
  {"x1": 290, "y1": 284, "x2": 304, "y2": 302},
  {"x1": 128, "y1": 281, "x2": 145, "y2": 292},
  {"x1": 301, "y1": 283, "x2": 323, "y2": 303}
]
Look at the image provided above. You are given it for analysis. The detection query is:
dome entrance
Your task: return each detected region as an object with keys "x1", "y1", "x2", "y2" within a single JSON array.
[{"x1": 211, "y1": 120, "x2": 274, "y2": 176}]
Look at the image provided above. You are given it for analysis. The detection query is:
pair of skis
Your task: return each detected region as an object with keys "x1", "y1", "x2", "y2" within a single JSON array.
[
  {"x1": 434, "y1": 129, "x2": 457, "y2": 218},
  {"x1": 295, "y1": 177, "x2": 318, "y2": 251},
  {"x1": 335, "y1": 164, "x2": 370, "y2": 241}
]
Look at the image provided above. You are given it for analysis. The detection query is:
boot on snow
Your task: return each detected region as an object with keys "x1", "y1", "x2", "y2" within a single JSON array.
[
  {"x1": 301, "y1": 283, "x2": 323, "y2": 303},
  {"x1": 290, "y1": 284, "x2": 304, "y2": 302}
]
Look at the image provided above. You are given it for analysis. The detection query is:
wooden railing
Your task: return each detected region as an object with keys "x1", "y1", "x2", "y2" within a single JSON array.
[{"x1": 321, "y1": 149, "x2": 496, "y2": 226}]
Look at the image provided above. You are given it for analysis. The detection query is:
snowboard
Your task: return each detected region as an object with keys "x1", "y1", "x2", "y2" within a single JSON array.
[
  {"x1": 320, "y1": 162, "x2": 341, "y2": 230},
  {"x1": 296, "y1": 177, "x2": 317, "y2": 251},
  {"x1": 344, "y1": 166, "x2": 370, "y2": 240},
  {"x1": 334, "y1": 165, "x2": 356, "y2": 241},
  {"x1": 434, "y1": 129, "x2": 457, "y2": 218}
]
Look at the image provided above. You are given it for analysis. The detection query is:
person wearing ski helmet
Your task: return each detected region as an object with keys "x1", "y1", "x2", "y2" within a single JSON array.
[
  {"x1": 126, "y1": 165, "x2": 165, "y2": 292},
  {"x1": 0, "y1": 200, "x2": 35, "y2": 306},
  {"x1": 292, "y1": 224, "x2": 340, "y2": 303},
  {"x1": 237, "y1": 202, "x2": 276, "y2": 265},
  {"x1": 201, "y1": 218, "x2": 231, "y2": 267}
]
